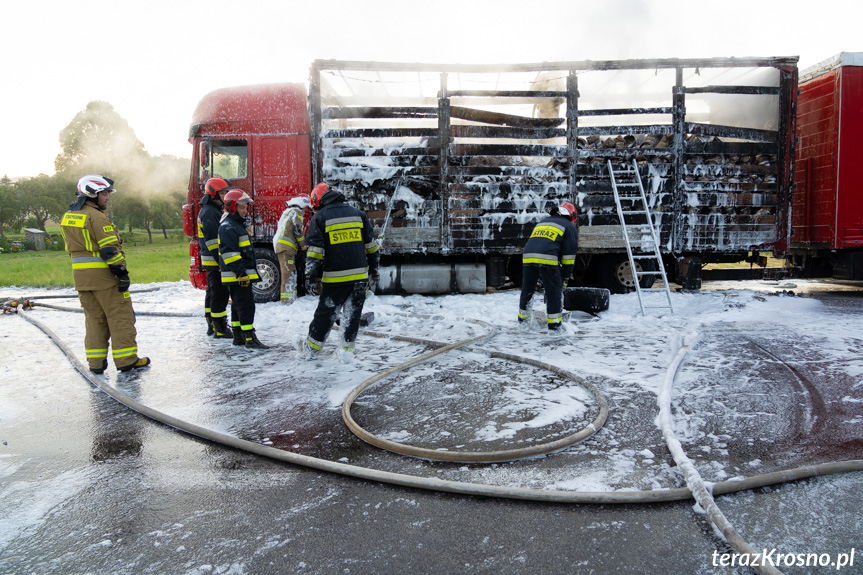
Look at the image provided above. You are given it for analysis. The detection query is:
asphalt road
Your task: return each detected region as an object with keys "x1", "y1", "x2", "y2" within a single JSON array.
[{"x1": 2, "y1": 282, "x2": 862, "y2": 575}]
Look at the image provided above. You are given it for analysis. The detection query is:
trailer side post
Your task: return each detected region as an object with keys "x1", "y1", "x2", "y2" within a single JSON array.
[
  {"x1": 438, "y1": 71, "x2": 452, "y2": 253},
  {"x1": 566, "y1": 71, "x2": 579, "y2": 203},
  {"x1": 777, "y1": 64, "x2": 799, "y2": 254},
  {"x1": 309, "y1": 62, "x2": 323, "y2": 187},
  {"x1": 671, "y1": 67, "x2": 686, "y2": 256}
]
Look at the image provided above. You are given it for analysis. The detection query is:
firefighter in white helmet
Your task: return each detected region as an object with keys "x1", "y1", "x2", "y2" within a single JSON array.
[
  {"x1": 273, "y1": 196, "x2": 311, "y2": 304},
  {"x1": 60, "y1": 175, "x2": 151, "y2": 374}
]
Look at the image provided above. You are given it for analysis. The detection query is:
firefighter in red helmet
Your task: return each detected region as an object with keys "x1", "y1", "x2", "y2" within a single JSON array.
[
  {"x1": 218, "y1": 189, "x2": 268, "y2": 349},
  {"x1": 518, "y1": 201, "x2": 579, "y2": 331},
  {"x1": 198, "y1": 177, "x2": 235, "y2": 338},
  {"x1": 293, "y1": 183, "x2": 380, "y2": 363},
  {"x1": 60, "y1": 175, "x2": 151, "y2": 374}
]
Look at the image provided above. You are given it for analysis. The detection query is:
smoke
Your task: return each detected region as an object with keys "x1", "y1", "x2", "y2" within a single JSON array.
[{"x1": 55, "y1": 101, "x2": 190, "y2": 198}]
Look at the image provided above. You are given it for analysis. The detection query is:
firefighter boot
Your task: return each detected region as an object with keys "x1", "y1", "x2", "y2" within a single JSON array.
[
  {"x1": 232, "y1": 325, "x2": 246, "y2": 346},
  {"x1": 211, "y1": 317, "x2": 233, "y2": 339},
  {"x1": 245, "y1": 329, "x2": 269, "y2": 350},
  {"x1": 119, "y1": 357, "x2": 152, "y2": 372},
  {"x1": 90, "y1": 359, "x2": 108, "y2": 375},
  {"x1": 336, "y1": 346, "x2": 355, "y2": 365},
  {"x1": 205, "y1": 312, "x2": 214, "y2": 336},
  {"x1": 292, "y1": 334, "x2": 319, "y2": 360}
]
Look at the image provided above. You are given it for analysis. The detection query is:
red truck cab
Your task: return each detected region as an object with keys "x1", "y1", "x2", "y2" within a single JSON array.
[{"x1": 182, "y1": 83, "x2": 312, "y2": 300}]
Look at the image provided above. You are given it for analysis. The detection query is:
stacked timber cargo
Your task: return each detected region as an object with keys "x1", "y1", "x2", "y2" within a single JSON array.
[{"x1": 309, "y1": 58, "x2": 796, "y2": 291}]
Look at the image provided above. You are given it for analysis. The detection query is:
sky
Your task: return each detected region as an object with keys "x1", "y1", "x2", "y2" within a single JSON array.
[{"x1": 2, "y1": 0, "x2": 862, "y2": 179}]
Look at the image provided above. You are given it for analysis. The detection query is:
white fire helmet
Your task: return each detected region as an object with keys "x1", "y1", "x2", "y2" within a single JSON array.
[
  {"x1": 286, "y1": 196, "x2": 310, "y2": 209},
  {"x1": 77, "y1": 175, "x2": 115, "y2": 198}
]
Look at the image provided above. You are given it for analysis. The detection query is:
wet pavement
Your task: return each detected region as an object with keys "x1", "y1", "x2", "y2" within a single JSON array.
[{"x1": 1, "y1": 280, "x2": 862, "y2": 574}]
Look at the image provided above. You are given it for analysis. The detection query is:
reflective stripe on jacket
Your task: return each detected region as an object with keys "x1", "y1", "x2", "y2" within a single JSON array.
[
  {"x1": 218, "y1": 212, "x2": 260, "y2": 284},
  {"x1": 305, "y1": 192, "x2": 379, "y2": 284},
  {"x1": 61, "y1": 201, "x2": 125, "y2": 291},
  {"x1": 274, "y1": 207, "x2": 305, "y2": 254},
  {"x1": 198, "y1": 197, "x2": 223, "y2": 266},
  {"x1": 521, "y1": 214, "x2": 579, "y2": 279}
]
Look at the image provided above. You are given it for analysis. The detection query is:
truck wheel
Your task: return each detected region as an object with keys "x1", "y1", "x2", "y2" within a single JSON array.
[
  {"x1": 563, "y1": 287, "x2": 610, "y2": 313},
  {"x1": 506, "y1": 255, "x2": 523, "y2": 288},
  {"x1": 597, "y1": 255, "x2": 656, "y2": 294},
  {"x1": 252, "y1": 248, "x2": 280, "y2": 303}
]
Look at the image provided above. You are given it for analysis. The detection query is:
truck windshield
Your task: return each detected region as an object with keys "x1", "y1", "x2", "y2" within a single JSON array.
[{"x1": 210, "y1": 139, "x2": 248, "y2": 180}]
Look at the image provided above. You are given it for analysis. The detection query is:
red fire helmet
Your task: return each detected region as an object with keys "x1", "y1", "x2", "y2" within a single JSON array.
[
  {"x1": 310, "y1": 183, "x2": 331, "y2": 209},
  {"x1": 224, "y1": 189, "x2": 253, "y2": 214}
]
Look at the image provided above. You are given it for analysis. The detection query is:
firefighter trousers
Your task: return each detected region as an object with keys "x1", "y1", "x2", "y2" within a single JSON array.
[
  {"x1": 519, "y1": 263, "x2": 564, "y2": 328},
  {"x1": 308, "y1": 281, "x2": 367, "y2": 350},
  {"x1": 78, "y1": 287, "x2": 139, "y2": 370},
  {"x1": 205, "y1": 267, "x2": 236, "y2": 323},
  {"x1": 228, "y1": 284, "x2": 256, "y2": 335},
  {"x1": 277, "y1": 249, "x2": 298, "y2": 301}
]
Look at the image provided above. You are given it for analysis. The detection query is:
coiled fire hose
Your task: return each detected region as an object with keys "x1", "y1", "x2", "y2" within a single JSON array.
[
  {"x1": 341, "y1": 314, "x2": 609, "y2": 463},
  {"x1": 6, "y1": 294, "x2": 863, "y2": 575}
]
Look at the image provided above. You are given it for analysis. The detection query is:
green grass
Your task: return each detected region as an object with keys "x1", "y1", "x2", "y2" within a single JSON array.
[{"x1": 0, "y1": 241, "x2": 192, "y2": 288}]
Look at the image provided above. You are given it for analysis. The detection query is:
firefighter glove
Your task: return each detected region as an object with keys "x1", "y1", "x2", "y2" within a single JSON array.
[
  {"x1": 115, "y1": 271, "x2": 130, "y2": 292},
  {"x1": 368, "y1": 267, "x2": 380, "y2": 290},
  {"x1": 237, "y1": 273, "x2": 251, "y2": 288},
  {"x1": 306, "y1": 274, "x2": 321, "y2": 296},
  {"x1": 109, "y1": 265, "x2": 130, "y2": 292}
]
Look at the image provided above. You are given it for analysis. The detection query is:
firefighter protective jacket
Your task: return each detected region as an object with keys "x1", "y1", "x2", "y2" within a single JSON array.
[
  {"x1": 61, "y1": 200, "x2": 126, "y2": 291},
  {"x1": 273, "y1": 206, "x2": 305, "y2": 253},
  {"x1": 305, "y1": 191, "x2": 379, "y2": 284},
  {"x1": 522, "y1": 214, "x2": 579, "y2": 280},
  {"x1": 218, "y1": 212, "x2": 260, "y2": 284},
  {"x1": 197, "y1": 195, "x2": 223, "y2": 269}
]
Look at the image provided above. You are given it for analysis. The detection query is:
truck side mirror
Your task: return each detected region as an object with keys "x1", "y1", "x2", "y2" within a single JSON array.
[{"x1": 199, "y1": 141, "x2": 210, "y2": 168}]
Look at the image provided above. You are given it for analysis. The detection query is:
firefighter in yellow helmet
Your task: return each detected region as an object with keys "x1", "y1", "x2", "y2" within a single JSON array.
[{"x1": 60, "y1": 175, "x2": 151, "y2": 374}]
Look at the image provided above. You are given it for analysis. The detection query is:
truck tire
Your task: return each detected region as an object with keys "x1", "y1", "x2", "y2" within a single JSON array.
[
  {"x1": 597, "y1": 255, "x2": 656, "y2": 294},
  {"x1": 563, "y1": 287, "x2": 610, "y2": 313},
  {"x1": 252, "y1": 248, "x2": 280, "y2": 303},
  {"x1": 506, "y1": 255, "x2": 523, "y2": 288}
]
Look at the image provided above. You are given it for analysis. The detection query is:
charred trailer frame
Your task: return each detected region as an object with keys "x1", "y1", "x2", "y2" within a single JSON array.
[{"x1": 310, "y1": 57, "x2": 797, "y2": 293}]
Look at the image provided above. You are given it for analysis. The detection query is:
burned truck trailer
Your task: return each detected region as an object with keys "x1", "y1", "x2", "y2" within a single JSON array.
[{"x1": 184, "y1": 57, "x2": 797, "y2": 299}]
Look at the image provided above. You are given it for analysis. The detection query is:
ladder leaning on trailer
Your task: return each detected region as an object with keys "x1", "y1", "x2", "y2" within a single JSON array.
[{"x1": 608, "y1": 159, "x2": 674, "y2": 316}]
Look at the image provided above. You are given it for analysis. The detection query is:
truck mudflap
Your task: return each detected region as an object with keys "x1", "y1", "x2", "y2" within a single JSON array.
[
  {"x1": 188, "y1": 240, "x2": 207, "y2": 290},
  {"x1": 182, "y1": 203, "x2": 196, "y2": 238}
]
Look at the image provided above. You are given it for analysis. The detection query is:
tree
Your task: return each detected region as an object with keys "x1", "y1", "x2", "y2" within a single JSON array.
[
  {"x1": 16, "y1": 174, "x2": 71, "y2": 232},
  {"x1": 0, "y1": 180, "x2": 23, "y2": 239},
  {"x1": 55, "y1": 101, "x2": 150, "y2": 179},
  {"x1": 47, "y1": 103, "x2": 192, "y2": 242},
  {"x1": 150, "y1": 193, "x2": 182, "y2": 240},
  {"x1": 111, "y1": 193, "x2": 154, "y2": 243}
]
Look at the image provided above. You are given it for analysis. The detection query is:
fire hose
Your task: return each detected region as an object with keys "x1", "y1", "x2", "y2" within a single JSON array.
[{"x1": 6, "y1": 295, "x2": 863, "y2": 574}]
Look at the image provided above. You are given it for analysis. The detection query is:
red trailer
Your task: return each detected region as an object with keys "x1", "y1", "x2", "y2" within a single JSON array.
[{"x1": 792, "y1": 52, "x2": 863, "y2": 280}]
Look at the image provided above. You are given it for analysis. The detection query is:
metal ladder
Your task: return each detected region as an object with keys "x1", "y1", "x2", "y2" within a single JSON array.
[{"x1": 608, "y1": 159, "x2": 674, "y2": 315}]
